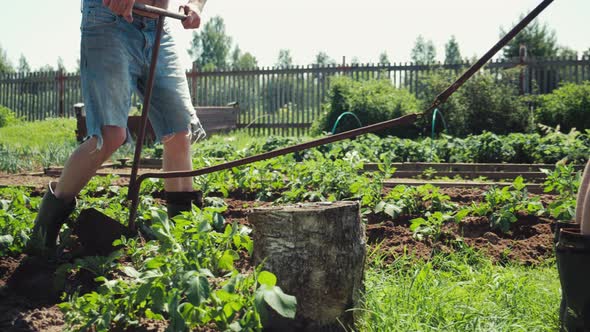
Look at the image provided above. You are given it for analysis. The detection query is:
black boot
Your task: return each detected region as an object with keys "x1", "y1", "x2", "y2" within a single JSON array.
[
  {"x1": 165, "y1": 191, "x2": 203, "y2": 219},
  {"x1": 553, "y1": 222, "x2": 581, "y2": 328},
  {"x1": 556, "y1": 227, "x2": 590, "y2": 331},
  {"x1": 26, "y1": 182, "x2": 76, "y2": 256}
]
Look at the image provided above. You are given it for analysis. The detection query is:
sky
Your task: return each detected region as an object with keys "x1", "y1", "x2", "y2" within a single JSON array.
[{"x1": 0, "y1": 0, "x2": 589, "y2": 72}]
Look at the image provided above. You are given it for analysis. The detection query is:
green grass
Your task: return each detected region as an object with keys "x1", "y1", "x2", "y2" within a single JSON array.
[
  {"x1": 0, "y1": 118, "x2": 78, "y2": 172},
  {"x1": 0, "y1": 117, "x2": 77, "y2": 148},
  {"x1": 357, "y1": 246, "x2": 560, "y2": 332}
]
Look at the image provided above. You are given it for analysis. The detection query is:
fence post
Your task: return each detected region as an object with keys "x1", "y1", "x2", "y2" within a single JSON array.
[
  {"x1": 191, "y1": 62, "x2": 198, "y2": 106},
  {"x1": 57, "y1": 69, "x2": 65, "y2": 117},
  {"x1": 519, "y1": 45, "x2": 528, "y2": 94}
]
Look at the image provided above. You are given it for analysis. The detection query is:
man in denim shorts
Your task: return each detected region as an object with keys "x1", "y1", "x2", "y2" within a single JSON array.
[{"x1": 27, "y1": 0, "x2": 207, "y2": 255}]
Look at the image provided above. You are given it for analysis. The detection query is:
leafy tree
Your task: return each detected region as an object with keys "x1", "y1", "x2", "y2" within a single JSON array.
[
  {"x1": 444, "y1": 36, "x2": 462, "y2": 64},
  {"x1": 378, "y1": 51, "x2": 390, "y2": 65},
  {"x1": 411, "y1": 35, "x2": 436, "y2": 65},
  {"x1": 189, "y1": 16, "x2": 232, "y2": 70},
  {"x1": 0, "y1": 44, "x2": 13, "y2": 74},
  {"x1": 57, "y1": 57, "x2": 66, "y2": 72},
  {"x1": 557, "y1": 46, "x2": 578, "y2": 58},
  {"x1": 313, "y1": 51, "x2": 336, "y2": 67},
  {"x1": 17, "y1": 54, "x2": 30, "y2": 73},
  {"x1": 231, "y1": 45, "x2": 258, "y2": 69},
  {"x1": 276, "y1": 49, "x2": 293, "y2": 68},
  {"x1": 38, "y1": 64, "x2": 54, "y2": 72},
  {"x1": 584, "y1": 48, "x2": 590, "y2": 59},
  {"x1": 350, "y1": 56, "x2": 361, "y2": 65},
  {"x1": 501, "y1": 17, "x2": 557, "y2": 59}
]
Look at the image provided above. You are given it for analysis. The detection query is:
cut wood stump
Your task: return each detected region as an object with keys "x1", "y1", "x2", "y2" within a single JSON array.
[{"x1": 249, "y1": 201, "x2": 366, "y2": 331}]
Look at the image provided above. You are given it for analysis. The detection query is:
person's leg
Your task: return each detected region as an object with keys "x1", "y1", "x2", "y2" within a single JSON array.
[
  {"x1": 54, "y1": 126, "x2": 127, "y2": 201},
  {"x1": 27, "y1": 126, "x2": 126, "y2": 255},
  {"x1": 139, "y1": 21, "x2": 206, "y2": 218},
  {"x1": 162, "y1": 130, "x2": 193, "y2": 192}
]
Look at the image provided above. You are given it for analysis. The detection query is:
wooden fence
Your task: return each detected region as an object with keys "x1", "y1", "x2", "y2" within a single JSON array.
[{"x1": 1, "y1": 56, "x2": 589, "y2": 135}]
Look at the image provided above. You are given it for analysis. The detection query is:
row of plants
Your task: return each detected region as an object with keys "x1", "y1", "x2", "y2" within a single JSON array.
[
  {"x1": 2, "y1": 156, "x2": 578, "y2": 258},
  {"x1": 0, "y1": 180, "x2": 297, "y2": 331},
  {"x1": 312, "y1": 72, "x2": 590, "y2": 138}
]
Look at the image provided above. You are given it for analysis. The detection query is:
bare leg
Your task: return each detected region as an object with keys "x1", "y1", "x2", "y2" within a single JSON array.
[
  {"x1": 162, "y1": 131, "x2": 193, "y2": 192},
  {"x1": 54, "y1": 126, "x2": 127, "y2": 202},
  {"x1": 579, "y1": 159, "x2": 590, "y2": 234}
]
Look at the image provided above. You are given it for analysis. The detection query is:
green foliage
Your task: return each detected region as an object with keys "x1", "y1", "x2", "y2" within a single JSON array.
[
  {"x1": 0, "y1": 43, "x2": 13, "y2": 74},
  {"x1": 276, "y1": 49, "x2": 294, "y2": 68},
  {"x1": 60, "y1": 206, "x2": 296, "y2": 331},
  {"x1": 535, "y1": 81, "x2": 590, "y2": 132},
  {"x1": 359, "y1": 249, "x2": 560, "y2": 331},
  {"x1": 541, "y1": 163, "x2": 581, "y2": 220},
  {"x1": 189, "y1": 16, "x2": 232, "y2": 70},
  {"x1": 0, "y1": 117, "x2": 77, "y2": 172},
  {"x1": 427, "y1": 69, "x2": 531, "y2": 136},
  {"x1": 411, "y1": 35, "x2": 437, "y2": 65},
  {"x1": 0, "y1": 105, "x2": 20, "y2": 128},
  {"x1": 311, "y1": 76, "x2": 420, "y2": 137},
  {"x1": 314, "y1": 51, "x2": 336, "y2": 67},
  {"x1": 501, "y1": 17, "x2": 558, "y2": 59},
  {"x1": 410, "y1": 211, "x2": 454, "y2": 242},
  {"x1": 231, "y1": 45, "x2": 258, "y2": 70},
  {"x1": 469, "y1": 177, "x2": 544, "y2": 233},
  {"x1": 444, "y1": 35, "x2": 462, "y2": 64},
  {"x1": 0, "y1": 187, "x2": 37, "y2": 255}
]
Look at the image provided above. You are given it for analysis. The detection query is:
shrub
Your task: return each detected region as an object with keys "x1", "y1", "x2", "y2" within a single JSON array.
[
  {"x1": 535, "y1": 81, "x2": 590, "y2": 132},
  {"x1": 417, "y1": 69, "x2": 532, "y2": 137},
  {"x1": 0, "y1": 105, "x2": 20, "y2": 128},
  {"x1": 311, "y1": 76, "x2": 421, "y2": 137}
]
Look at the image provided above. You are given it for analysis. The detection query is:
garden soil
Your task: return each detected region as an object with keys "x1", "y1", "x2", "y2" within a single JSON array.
[{"x1": 0, "y1": 174, "x2": 559, "y2": 331}]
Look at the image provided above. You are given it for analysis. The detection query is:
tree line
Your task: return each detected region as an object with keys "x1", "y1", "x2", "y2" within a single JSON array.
[{"x1": 1, "y1": 14, "x2": 589, "y2": 75}]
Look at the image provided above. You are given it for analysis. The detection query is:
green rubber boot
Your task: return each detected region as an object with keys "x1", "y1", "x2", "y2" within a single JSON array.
[
  {"x1": 26, "y1": 182, "x2": 76, "y2": 256},
  {"x1": 165, "y1": 191, "x2": 203, "y2": 219},
  {"x1": 553, "y1": 222, "x2": 581, "y2": 328},
  {"x1": 556, "y1": 227, "x2": 590, "y2": 331}
]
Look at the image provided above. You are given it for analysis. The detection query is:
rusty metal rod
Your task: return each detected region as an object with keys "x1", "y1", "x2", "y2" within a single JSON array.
[
  {"x1": 126, "y1": 0, "x2": 554, "y2": 230},
  {"x1": 133, "y1": 3, "x2": 187, "y2": 21},
  {"x1": 431, "y1": 0, "x2": 554, "y2": 108},
  {"x1": 127, "y1": 17, "x2": 166, "y2": 230}
]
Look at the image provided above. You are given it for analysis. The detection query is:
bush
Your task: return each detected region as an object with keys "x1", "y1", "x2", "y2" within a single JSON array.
[
  {"x1": 0, "y1": 105, "x2": 20, "y2": 128},
  {"x1": 417, "y1": 69, "x2": 532, "y2": 137},
  {"x1": 311, "y1": 76, "x2": 421, "y2": 137},
  {"x1": 535, "y1": 81, "x2": 590, "y2": 132}
]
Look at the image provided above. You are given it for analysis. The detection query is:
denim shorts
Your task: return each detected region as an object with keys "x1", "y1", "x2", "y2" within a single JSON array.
[{"x1": 80, "y1": 0, "x2": 205, "y2": 149}]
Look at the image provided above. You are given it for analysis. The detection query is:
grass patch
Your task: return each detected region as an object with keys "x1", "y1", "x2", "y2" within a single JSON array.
[
  {"x1": 0, "y1": 117, "x2": 77, "y2": 148},
  {"x1": 0, "y1": 118, "x2": 78, "y2": 172},
  {"x1": 358, "y1": 246, "x2": 560, "y2": 331}
]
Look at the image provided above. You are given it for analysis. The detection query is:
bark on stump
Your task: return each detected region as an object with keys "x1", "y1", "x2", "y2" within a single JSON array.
[{"x1": 249, "y1": 201, "x2": 366, "y2": 331}]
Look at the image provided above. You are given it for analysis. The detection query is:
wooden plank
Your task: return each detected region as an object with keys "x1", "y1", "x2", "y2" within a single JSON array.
[
  {"x1": 363, "y1": 162, "x2": 584, "y2": 172},
  {"x1": 383, "y1": 179, "x2": 545, "y2": 194},
  {"x1": 389, "y1": 171, "x2": 547, "y2": 181}
]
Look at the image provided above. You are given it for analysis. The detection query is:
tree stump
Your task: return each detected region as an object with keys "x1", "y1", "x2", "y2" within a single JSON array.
[{"x1": 249, "y1": 201, "x2": 366, "y2": 331}]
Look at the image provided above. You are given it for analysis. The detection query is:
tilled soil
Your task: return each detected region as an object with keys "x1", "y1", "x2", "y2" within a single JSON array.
[{"x1": 0, "y1": 176, "x2": 564, "y2": 331}]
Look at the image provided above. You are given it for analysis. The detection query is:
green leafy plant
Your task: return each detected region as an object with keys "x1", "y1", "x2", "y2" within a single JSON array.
[
  {"x1": 469, "y1": 177, "x2": 544, "y2": 233},
  {"x1": 60, "y1": 205, "x2": 296, "y2": 331},
  {"x1": 541, "y1": 163, "x2": 581, "y2": 220}
]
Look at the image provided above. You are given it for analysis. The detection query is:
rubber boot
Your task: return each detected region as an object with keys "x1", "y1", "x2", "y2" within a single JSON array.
[
  {"x1": 165, "y1": 191, "x2": 203, "y2": 219},
  {"x1": 553, "y1": 222, "x2": 581, "y2": 327},
  {"x1": 556, "y1": 227, "x2": 590, "y2": 331},
  {"x1": 25, "y1": 182, "x2": 76, "y2": 256}
]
